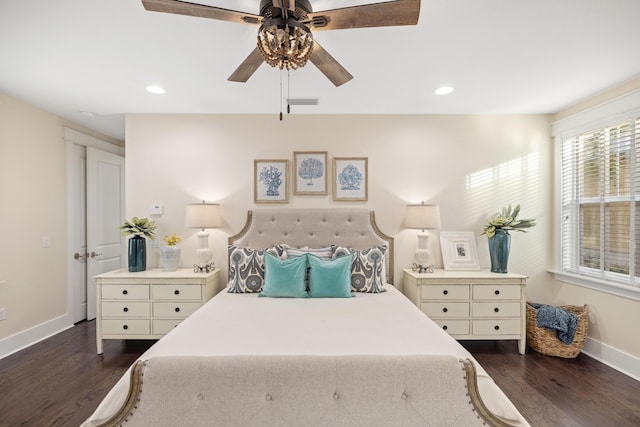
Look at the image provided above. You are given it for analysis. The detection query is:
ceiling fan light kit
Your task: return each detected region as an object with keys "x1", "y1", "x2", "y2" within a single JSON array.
[
  {"x1": 141, "y1": 0, "x2": 420, "y2": 86},
  {"x1": 257, "y1": 24, "x2": 314, "y2": 70}
]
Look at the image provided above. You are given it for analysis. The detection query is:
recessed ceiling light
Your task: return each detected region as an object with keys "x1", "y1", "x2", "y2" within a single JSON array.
[
  {"x1": 435, "y1": 86, "x2": 454, "y2": 95},
  {"x1": 145, "y1": 85, "x2": 165, "y2": 94},
  {"x1": 78, "y1": 110, "x2": 96, "y2": 117}
]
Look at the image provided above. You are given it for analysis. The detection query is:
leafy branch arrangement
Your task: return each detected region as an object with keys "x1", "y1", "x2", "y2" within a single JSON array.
[
  {"x1": 119, "y1": 217, "x2": 156, "y2": 239},
  {"x1": 482, "y1": 204, "x2": 536, "y2": 237}
]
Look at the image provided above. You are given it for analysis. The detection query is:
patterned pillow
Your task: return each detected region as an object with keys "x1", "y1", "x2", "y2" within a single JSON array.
[
  {"x1": 227, "y1": 245, "x2": 285, "y2": 293},
  {"x1": 332, "y1": 245, "x2": 388, "y2": 293},
  {"x1": 283, "y1": 244, "x2": 333, "y2": 260},
  {"x1": 282, "y1": 245, "x2": 334, "y2": 290}
]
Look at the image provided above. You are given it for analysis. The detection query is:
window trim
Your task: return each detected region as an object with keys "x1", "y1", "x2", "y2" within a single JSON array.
[
  {"x1": 549, "y1": 269, "x2": 640, "y2": 302},
  {"x1": 553, "y1": 89, "x2": 640, "y2": 297}
]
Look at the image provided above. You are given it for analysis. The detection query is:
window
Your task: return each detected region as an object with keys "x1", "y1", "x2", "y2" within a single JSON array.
[{"x1": 560, "y1": 117, "x2": 640, "y2": 289}]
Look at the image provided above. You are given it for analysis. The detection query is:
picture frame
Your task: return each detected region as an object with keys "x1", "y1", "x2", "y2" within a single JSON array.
[
  {"x1": 333, "y1": 157, "x2": 368, "y2": 201},
  {"x1": 293, "y1": 151, "x2": 328, "y2": 195},
  {"x1": 254, "y1": 159, "x2": 289, "y2": 203},
  {"x1": 439, "y1": 231, "x2": 481, "y2": 270}
]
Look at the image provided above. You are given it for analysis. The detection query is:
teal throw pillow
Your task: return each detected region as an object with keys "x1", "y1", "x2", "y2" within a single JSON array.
[
  {"x1": 308, "y1": 254, "x2": 354, "y2": 298},
  {"x1": 259, "y1": 252, "x2": 309, "y2": 298}
]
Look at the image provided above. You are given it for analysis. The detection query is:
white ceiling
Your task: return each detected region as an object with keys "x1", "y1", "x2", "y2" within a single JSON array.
[{"x1": 1, "y1": 0, "x2": 639, "y2": 141}]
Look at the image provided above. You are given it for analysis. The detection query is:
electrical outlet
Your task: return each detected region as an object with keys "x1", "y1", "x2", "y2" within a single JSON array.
[{"x1": 0, "y1": 307, "x2": 5, "y2": 321}]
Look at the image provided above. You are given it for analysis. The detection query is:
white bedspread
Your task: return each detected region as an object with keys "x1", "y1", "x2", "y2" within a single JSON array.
[{"x1": 83, "y1": 286, "x2": 529, "y2": 427}]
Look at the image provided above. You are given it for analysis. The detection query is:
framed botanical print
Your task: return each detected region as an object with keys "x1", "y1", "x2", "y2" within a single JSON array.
[
  {"x1": 293, "y1": 151, "x2": 327, "y2": 195},
  {"x1": 333, "y1": 157, "x2": 368, "y2": 201},
  {"x1": 254, "y1": 159, "x2": 289, "y2": 203},
  {"x1": 439, "y1": 231, "x2": 481, "y2": 270}
]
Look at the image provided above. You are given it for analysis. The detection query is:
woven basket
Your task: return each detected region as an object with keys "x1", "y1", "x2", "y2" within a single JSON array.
[{"x1": 526, "y1": 302, "x2": 589, "y2": 358}]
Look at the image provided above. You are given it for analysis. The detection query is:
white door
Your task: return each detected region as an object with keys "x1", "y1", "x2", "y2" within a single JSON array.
[
  {"x1": 70, "y1": 144, "x2": 88, "y2": 323},
  {"x1": 86, "y1": 147, "x2": 125, "y2": 320}
]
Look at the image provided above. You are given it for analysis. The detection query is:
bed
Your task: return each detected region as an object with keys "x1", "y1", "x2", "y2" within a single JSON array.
[{"x1": 82, "y1": 208, "x2": 529, "y2": 427}]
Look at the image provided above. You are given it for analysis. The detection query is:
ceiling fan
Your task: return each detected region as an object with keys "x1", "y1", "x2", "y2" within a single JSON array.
[{"x1": 141, "y1": 0, "x2": 421, "y2": 87}]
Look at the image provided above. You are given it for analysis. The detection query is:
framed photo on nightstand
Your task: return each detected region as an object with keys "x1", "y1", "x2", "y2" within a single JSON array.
[{"x1": 439, "y1": 231, "x2": 481, "y2": 270}]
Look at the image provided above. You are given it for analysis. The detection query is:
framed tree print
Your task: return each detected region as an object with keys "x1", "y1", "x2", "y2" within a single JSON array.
[
  {"x1": 293, "y1": 151, "x2": 328, "y2": 195},
  {"x1": 254, "y1": 159, "x2": 289, "y2": 203},
  {"x1": 333, "y1": 157, "x2": 368, "y2": 201}
]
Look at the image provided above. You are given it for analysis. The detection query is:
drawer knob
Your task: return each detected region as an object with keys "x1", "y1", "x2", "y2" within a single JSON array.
[
  {"x1": 494, "y1": 307, "x2": 499, "y2": 313},
  {"x1": 442, "y1": 325, "x2": 448, "y2": 331},
  {"x1": 122, "y1": 290, "x2": 128, "y2": 295},
  {"x1": 123, "y1": 307, "x2": 129, "y2": 312},
  {"x1": 494, "y1": 325, "x2": 500, "y2": 330},
  {"x1": 494, "y1": 290, "x2": 500, "y2": 295},
  {"x1": 123, "y1": 324, "x2": 128, "y2": 330},
  {"x1": 443, "y1": 290, "x2": 449, "y2": 295},
  {"x1": 174, "y1": 290, "x2": 180, "y2": 295},
  {"x1": 175, "y1": 307, "x2": 180, "y2": 313},
  {"x1": 442, "y1": 307, "x2": 448, "y2": 313}
]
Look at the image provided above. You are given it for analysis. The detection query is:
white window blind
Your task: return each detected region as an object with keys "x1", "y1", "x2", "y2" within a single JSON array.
[{"x1": 560, "y1": 117, "x2": 640, "y2": 288}]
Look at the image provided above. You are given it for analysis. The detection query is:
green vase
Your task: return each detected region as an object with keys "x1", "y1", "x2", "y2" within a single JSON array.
[
  {"x1": 488, "y1": 229, "x2": 510, "y2": 273},
  {"x1": 128, "y1": 236, "x2": 146, "y2": 272}
]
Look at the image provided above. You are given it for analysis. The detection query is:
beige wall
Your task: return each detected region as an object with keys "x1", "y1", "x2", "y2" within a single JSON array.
[
  {"x1": 0, "y1": 92, "x2": 68, "y2": 340},
  {"x1": 125, "y1": 113, "x2": 553, "y2": 312},
  {"x1": 0, "y1": 92, "x2": 121, "y2": 352}
]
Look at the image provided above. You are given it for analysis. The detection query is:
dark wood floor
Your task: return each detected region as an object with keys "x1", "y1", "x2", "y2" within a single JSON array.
[{"x1": 1, "y1": 321, "x2": 639, "y2": 427}]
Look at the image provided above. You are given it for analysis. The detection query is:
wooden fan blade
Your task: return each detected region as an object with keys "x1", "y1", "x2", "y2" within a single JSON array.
[
  {"x1": 309, "y1": 41, "x2": 353, "y2": 87},
  {"x1": 307, "y1": 0, "x2": 420, "y2": 31},
  {"x1": 141, "y1": 0, "x2": 262, "y2": 25},
  {"x1": 228, "y1": 48, "x2": 264, "y2": 83}
]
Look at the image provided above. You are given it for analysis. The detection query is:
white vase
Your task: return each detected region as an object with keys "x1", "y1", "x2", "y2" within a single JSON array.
[{"x1": 161, "y1": 246, "x2": 181, "y2": 272}]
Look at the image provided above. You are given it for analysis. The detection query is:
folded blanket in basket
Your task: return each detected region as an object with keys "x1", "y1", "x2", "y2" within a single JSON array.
[{"x1": 530, "y1": 303, "x2": 578, "y2": 344}]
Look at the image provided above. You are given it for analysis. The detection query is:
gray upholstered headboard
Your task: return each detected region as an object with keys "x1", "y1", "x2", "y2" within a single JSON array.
[{"x1": 228, "y1": 208, "x2": 395, "y2": 285}]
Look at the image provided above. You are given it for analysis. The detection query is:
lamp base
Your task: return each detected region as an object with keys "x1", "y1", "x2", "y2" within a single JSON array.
[
  {"x1": 194, "y1": 231, "x2": 213, "y2": 273},
  {"x1": 413, "y1": 231, "x2": 435, "y2": 273}
]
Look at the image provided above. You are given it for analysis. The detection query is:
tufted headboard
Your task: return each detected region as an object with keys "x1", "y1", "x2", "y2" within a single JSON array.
[{"x1": 228, "y1": 208, "x2": 395, "y2": 285}]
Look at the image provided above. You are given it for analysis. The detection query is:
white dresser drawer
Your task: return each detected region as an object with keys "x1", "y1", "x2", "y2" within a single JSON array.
[
  {"x1": 473, "y1": 284, "x2": 520, "y2": 300},
  {"x1": 403, "y1": 269, "x2": 527, "y2": 355},
  {"x1": 102, "y1": 319, "x2": 150, "y2": 335},
  {"x1": 102, "y1": 284, "x2": 150, "y2": 300},
  {"x1": 95, "y1": 268, "x2": 221, "y2": 354},
  {"x1": 153, "y1": 302, "x2": 201, "y2": 318},
  {"x1": 152, "y1": 284, "x2": 202, "y2": 300},
  {"x1": 152, "y1": 319, "x2": 184, "y2": 335},
  {"x1": 101, "y1": 301, "x2": 150, "y2": 317},
  {"x1": 472, "y1": 319, "x2": 521, "y2": 335},
  {"x1": 421, "y1": 284, "x2": 470, "y2": 300},
  {"x1": 421, "y1": 302, "x2": 470, "y2": 318},
  {"x1": 472, "y1": 302, "x2": 520, "y2": 318},
  {"x1": 432, "y1": 319, "x2": 470, "y2": 335}
]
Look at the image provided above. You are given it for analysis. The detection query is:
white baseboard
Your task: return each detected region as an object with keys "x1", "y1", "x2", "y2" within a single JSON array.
[
  {"x1": 581, "y1": 337, "x2": 640, "y2": 381},
  {"x1": 0, "y1": 314, "x2": 74, "y2": 359}
]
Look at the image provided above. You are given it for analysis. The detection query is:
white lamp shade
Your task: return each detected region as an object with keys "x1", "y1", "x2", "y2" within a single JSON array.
[
  {"x1": 404, "y1": 204, "x2": 441, "y2": 230},
  {"x1": 185, "y1": 202, "x2": 221, "y2": 229}
]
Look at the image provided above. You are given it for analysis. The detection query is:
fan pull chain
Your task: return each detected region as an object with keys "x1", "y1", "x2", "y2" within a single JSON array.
[
  {"x1": 287, "y1": 70, "x2": 291, "y2": 114},
  {"x1": 279, "y1": 69, "x2": 283, "y2": 121}
]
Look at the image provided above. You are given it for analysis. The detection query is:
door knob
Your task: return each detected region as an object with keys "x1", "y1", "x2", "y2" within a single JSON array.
[
  {"x1": 73, "y1": 252, "x2": 88, "y2": 262},
  {"x1": 90, "y1": 251, "x2": 102, "y2": 259}
]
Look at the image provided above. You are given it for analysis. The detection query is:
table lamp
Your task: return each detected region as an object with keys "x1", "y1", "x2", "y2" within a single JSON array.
[
  {"x1": 185, "y1": 201, "x2": 221, "y2": 273},
  {"x1": 404, "y1": 202, "x2": 441, "y2": 272}
]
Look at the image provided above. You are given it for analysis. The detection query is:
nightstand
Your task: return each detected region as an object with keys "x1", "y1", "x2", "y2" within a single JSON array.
[
  {"x1": 94, "y1": 268, "x2": 221, "y2": 354},
  {"x1": 403, "y1": 269, "x2": 528, "y2": 354}
]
